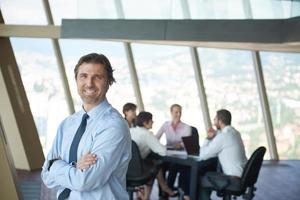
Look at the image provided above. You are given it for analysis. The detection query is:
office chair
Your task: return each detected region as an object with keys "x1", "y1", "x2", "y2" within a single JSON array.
[
  {"x1": 191, "y1": 126, "x2": 200, "y2": 155},
  {"x1": 203, "y1": 146, "x2": 266, "y2": 200},
  {"x1": 126, "y1": 141, "x2": 158, "y2": 200}
]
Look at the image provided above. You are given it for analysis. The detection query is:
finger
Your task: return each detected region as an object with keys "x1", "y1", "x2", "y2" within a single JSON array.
[
  {"x1": 83, "y1": 158, "x2": 97, "y2": 165},
  {"x1": 87, "y1": 155, "x2": 98, "y2": 161},
  {"x1": 85, "y1": 155, "x2": 97, "y2": 161},
  {"x1": 77, "y1": 163, "x2": 91, "y2": 169},
  {"x1": 84, "y1": 153, "x2": 97, "y2": 159}
]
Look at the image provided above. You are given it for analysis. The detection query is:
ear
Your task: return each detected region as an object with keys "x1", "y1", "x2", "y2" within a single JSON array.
[{"x1": 142, "y1": 121, "x2": 148, "y2": 127}]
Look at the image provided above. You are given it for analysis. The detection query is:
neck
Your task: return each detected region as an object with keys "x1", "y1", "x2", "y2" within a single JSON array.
[
  {"x1": 83, "y1": 99, "x2": 105, "y2": 112},
  {"x1": 172, "y1": 119, "x2": 180, "y2": 125},
  {"x1": 127, "y1": 118, "x2": 133, "y2": 124},
  {"x1": 220, "y1": 124, "x2": 227, "y2": 130}
]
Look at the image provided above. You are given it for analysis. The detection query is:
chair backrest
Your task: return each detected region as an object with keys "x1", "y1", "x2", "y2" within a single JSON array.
[
  {"x1": 191, "y1": 126, "x2": 200, "y2": 154},
  {"x1": 241, "y1": 146, "x2": 266, "y2": 189},
  {"x1": 126, "y1": 140, "x2": 144, "y2": 177}
]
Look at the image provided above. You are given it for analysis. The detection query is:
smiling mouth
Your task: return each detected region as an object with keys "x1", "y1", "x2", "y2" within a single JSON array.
[{"x1": 83, "y1": 89, "x2": 97, "y2": 95}]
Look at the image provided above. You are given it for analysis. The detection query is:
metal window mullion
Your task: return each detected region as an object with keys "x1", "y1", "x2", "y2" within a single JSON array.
[
  {"x1": 252, "y1": 51, "x2": 279, "y2": 160},
  {"x1": 190, "y1": 48, "x2": 212, "y2": 130},
  {"x1": 243, "y1": 0, "x2": 279, "y2": 160},
  {"x1": 114, "y1": 0, "x2": 144, "y2": 111},
  {"x1": 42, "y1": 0, "x2": 75, "y2": 114},
  {"x1": 181, "y1": 0, "x2": 211, "y2": 130}
]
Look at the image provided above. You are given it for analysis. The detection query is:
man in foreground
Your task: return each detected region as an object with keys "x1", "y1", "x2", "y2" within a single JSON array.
[{"x1": 41, "y1": 53, "x2": 131, "y2": 199}]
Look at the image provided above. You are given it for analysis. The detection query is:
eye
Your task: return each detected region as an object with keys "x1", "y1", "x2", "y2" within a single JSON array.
[
  {"x1": 78, "y1": 73, "x2": 87, "y2": 79},
  {"x1": 94, "y1": 75, "x2": 104, "y2": 80}
]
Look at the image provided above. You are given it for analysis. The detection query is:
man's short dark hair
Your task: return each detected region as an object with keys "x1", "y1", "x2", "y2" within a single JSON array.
[
  {"x1": 74, "y1": 53, "x2": 116, "y2": 85},
  {"x1": 136, "y1": 111, "x2": 152, "y2": 127},
  {"x1": 216, "y1": 109, "x2": 232, "y2": 125},
  {"x1": 122, "y1": 103, "x2": 137, "y2": 115}
]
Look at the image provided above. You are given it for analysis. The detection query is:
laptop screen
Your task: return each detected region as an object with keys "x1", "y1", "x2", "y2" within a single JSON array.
[{"x1": 182, "y1": 135, "x2": 200, "y2": 156}]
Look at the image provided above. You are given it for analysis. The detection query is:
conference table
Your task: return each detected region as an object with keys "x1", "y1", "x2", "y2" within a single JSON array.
[{"x1": 163, "y1": 150, "x2": 217, "y2": 200}]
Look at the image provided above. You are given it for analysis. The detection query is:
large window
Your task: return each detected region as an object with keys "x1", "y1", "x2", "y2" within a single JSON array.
[
  {"x1": 189, "y1": 0, "x2": 244, "y2": 19},
  {"x1": 261, "y1": 52, "x2": 300, "y2": 159},
  {"x1": 0, "y1": 0, "x2": 47, "y2": 24},
  {"x1": 1, "y1": 0, "x2": 300, "y2": 161},
  {"x1": 49, "y1": 0, "x2": 117, "y2": 25},
  {"x1": 133, "y1": 44, "x2": 205, "y2": 144},
  {"x1": 121, "y1": 0, "x2": 183, "y2": 19},
  {"x1": 10, "y1": 38, "x2": 69, "y2": 155},
  {"x1": 198, "y1": 48, "x2": 269, "y2": 158}
]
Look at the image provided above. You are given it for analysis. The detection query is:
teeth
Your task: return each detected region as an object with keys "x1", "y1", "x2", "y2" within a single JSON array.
[{"x1": 84, "y1": 89, "x2": 96, "y2": 95}]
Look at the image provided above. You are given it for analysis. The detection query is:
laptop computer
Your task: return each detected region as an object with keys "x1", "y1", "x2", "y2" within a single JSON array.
[{"x1": 182, "y1": 135, "x2": 200, "y2": 156}]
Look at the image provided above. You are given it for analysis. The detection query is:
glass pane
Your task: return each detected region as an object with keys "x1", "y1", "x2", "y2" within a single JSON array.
[
  {"x1": 189, "y1": 0, "x2": 245, "y2": 19},
  {"x1": 49, "y1": 0, "x2": 117, "y2": 25},
  {"x1": 132, "y1": 44, "x2": 205, "y2": 144},
  {"x1": 10, "y1": 38, "x2": 69, "y2": 155},
  {"x1": 198, "y1": 48, "x2": 269, "y2": 159},
  {"x1": 261, "y1": 51, "x2": 300, "y2": 159},
  {"x1": 59, "y1": 39, "x2": 135, "y2": 113},
  {"x1": 249, "y1": 0, "x2": 295, "y2": 19},
  {"x1": 0, "y1": 0, "x2": 47, "y2": 24},
  {"x1": 250, "y1": 0, "x2": 275, "y2": 19},
  {"x1": 291, "y1": 0, "x2": 300, "y2": 17},
  {"x1": 121, "y1": 0, "x2": 183, "y2": 19}
]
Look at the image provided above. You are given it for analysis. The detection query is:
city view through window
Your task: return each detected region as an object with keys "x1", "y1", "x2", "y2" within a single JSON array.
[{"x1": 1, "y1": 0, "x2": 299, "y2": 159}]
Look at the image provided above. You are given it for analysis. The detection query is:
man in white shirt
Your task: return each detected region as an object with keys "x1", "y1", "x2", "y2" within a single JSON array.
[{"x1": 199, "y1": 109, "x2": 247, "y2": 200}]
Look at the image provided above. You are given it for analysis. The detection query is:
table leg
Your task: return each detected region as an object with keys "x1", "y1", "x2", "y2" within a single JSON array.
[{"x1": 190, "y1": 163, "x2": 199, "y2": 200}]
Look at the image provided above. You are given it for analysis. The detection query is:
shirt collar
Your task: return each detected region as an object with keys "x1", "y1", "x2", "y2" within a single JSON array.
[
  {"x1": 222, "y1": 125, "x2": 232, "y2": 133},
  {"x1": 80, "y1": 98, "x2": 110, "y2": 119}
]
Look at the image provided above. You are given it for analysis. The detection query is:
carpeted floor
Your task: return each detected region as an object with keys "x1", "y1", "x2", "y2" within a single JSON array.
[{"x1": 20, "y1": 180, "x2": 41, "y2": 200}]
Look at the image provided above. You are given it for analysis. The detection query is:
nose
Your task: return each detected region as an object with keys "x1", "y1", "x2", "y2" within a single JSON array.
[{"x1": 86, "y1": 77, "x2": 94, "y2": 87}]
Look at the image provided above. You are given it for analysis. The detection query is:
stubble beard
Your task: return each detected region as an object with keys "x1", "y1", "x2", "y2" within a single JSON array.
[{"x1": 79, "y1": 88, "x2": 103, "y2": 107}]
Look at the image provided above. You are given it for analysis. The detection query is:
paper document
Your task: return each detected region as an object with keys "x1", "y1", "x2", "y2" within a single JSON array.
[{"x1": 167, "y1": 150, "x2": 187, "y2": 156}]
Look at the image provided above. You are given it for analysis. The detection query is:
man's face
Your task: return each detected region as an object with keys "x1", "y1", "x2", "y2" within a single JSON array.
[
  {"x1": 125, "y1": 109, "x2": 137, "y2": 120},
  {"x1": 171, "y1": 106, "x2": 182, "y2": 121},
  {"x1": 214, "y1": 115, "x2": 221, "y2": 130},
  {"x1": 76, "y1": 62, "x2": 109, "y2": 110}
]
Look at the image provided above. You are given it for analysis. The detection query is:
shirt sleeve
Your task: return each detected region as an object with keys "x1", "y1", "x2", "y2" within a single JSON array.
[
  {"x1": 199, "y1": 133, "x2": 224, "y2": 160},
  {"x1": 155, "y1": 122, "x2": 166, "y2": 139},
  {"x1": 41, "y1": 124, "x2": 64, "y2": 189},
  {"x1": 145, "y1": 131, "x2": 166, "y2": 156},
  {"x1": 46, "y1": 124, "x2": 130, "y2": 192}
]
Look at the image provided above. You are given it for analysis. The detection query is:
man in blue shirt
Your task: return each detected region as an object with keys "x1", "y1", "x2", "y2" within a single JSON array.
[{"x1": 41, "y1": 53, "x2": 131, "y2": 199}]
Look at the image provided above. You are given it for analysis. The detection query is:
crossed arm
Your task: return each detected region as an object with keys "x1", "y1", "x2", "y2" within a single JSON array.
[
  {"x1": 76, "y1": 152, "x2": 97, "y2": 170},
  {"x1": 41, "y1": 126, "x2": 129, "y2": 192}
]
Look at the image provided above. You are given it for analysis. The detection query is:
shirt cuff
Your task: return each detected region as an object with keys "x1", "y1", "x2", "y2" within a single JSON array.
[{"x1": 47, "y1": 158, "x2": 59, "y2": 171}]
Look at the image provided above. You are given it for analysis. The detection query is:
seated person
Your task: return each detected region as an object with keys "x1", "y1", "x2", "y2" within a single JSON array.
[
  {"x1": 156, "y1": 104, "x2": 191, "y2": 198},
  {"x1": 123, "y1": 102, "x2": 137, "y2": 128},
  {"x1": 198, "y1": 109, "x2": 248, "y2": 200},
  {"x1": 156, "y1": 104, "x2": 191, "y2": 149},
  {"x1": 130, "y1": 111, "x2": 177, "y2": 200}
]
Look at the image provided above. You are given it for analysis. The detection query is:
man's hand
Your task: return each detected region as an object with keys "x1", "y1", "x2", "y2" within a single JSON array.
[
  {"x1": 76, "y1": 151, "x2": 98, "y2": 170},
  {"x1": 207, "y1": 127, "x2": 216, "y2": 140}
]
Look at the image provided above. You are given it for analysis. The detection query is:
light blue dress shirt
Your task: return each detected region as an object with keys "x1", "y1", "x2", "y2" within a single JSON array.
[{"x1": 41, "y1": 99, "x2": 131, "y2": 200}]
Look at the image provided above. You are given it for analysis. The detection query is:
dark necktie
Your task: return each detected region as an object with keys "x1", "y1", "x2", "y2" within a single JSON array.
[{"x1": 58, "y1": 113, "x2": 89, "y2": 200}]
